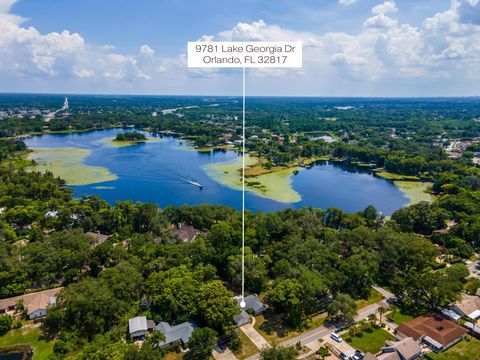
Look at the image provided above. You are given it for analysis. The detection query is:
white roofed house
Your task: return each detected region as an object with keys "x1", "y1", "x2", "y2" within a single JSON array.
[
  {"x1": 129, "y1": 316, "x2": 149, "y2": 340},
  {"x1": 451, "y1": 294, "x2": 480, "y2": 321}
]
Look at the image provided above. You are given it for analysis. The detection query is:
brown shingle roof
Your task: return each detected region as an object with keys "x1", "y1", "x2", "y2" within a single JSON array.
[
  {"x1": 171, "y1": 224, "x2": 200, "y2": 243},
  {"x1": 453, "y1": 294, "x2": 480, "y2": 317},
  {"x1": 0, "y1": 288, "x2": 62, "y2": 315},
  {"x1": 398, "y1": 314, "x2": 467, "y2": 347},
  {"x1": 385, "y1": 337, "x2": 421, "y2": 359},
  {"x1": 86, "y1": 232, "x2": 111, "y2": 247}
]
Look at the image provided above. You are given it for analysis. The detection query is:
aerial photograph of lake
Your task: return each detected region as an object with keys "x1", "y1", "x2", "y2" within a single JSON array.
[{"x1": 25, "y1": 128, "x2": 415, "y2": 215}]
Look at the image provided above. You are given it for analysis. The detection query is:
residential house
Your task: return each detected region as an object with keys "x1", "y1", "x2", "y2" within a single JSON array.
[
  {"x1": 129, "y1": 316, "x2": 149, "y2": 339},
  {"x1": 397, "y1": 314, "x2": 468, "y2": 352},
  {"x1": 451, "y1": 294, "x2": 480, "y2": 321},
  {"x1": 86, "y1": 232, "x2": 111, "y2": 247},
  {"x1": 233, "y1": 294, "x2": 267, "y2": 327},
  {"x1": 0, "y1": 288, "x2": 62, "y2": 320},
  {"x1": 440, "y1": 308, "x2": 462, "y2": 322},
  {"x1": 156, "y1": 321, "x2": 197, "y2": 349},
  {"x1": 377, "y1": 337, "x2": 422, "y2": 360},
  {"x1": 171, "y1": 224, "x2": 201, "y2": 243}
]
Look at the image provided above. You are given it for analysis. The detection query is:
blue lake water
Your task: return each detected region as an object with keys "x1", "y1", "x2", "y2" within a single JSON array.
[{"x1": 24, "y1": 129, "x2": 410, "y2": 215}]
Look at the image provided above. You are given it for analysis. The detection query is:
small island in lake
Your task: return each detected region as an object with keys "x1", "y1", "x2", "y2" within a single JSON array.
[{"x1": 114, "y1": 131, "x2": 146, "y2": 142}]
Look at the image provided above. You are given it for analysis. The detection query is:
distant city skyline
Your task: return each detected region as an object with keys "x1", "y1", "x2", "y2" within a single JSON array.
[{"x1": 0, "y1": 0, "x2": 479, "y2": 96}]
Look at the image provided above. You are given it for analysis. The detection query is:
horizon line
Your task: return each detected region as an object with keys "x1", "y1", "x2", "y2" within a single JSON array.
[{"x1": 0, "y1": 91, "x2": 480, "y2": 99}]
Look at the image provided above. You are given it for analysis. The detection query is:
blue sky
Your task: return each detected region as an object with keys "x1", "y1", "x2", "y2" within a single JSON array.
[{"x1": 1, "y1": 0, "x2": 479, "y2": 96}]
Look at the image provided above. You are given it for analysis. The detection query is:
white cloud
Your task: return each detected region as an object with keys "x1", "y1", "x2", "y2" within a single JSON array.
[
  {"x1": 364, "y1": 13, "x2": 398, "y2": 28},
  {"x1": 0, "y1": 0, "x2": 480, "y2": 95},
  {"x1": 338, "y1": 0, "x2": 357, "y2": 6},
  {"x1": 140, "y1": 44, "x2": 155, "y2": 57},
  {"x1": 73, "y1": 69, "x2": 94, "y2": 78},
  {"x1": 0, "y1": 0, "x2": 159, "y2": 81},
  {"x1": 372, "y1": 1, "x2": 397, "y2": 15}
]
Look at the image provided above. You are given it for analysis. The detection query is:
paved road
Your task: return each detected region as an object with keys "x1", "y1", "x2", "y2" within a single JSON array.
[
  {"x1": 373, "y1": 285, "x2": 395, "y2": 299},
  {"x1": 244, "y1": 286, "x2": 393, "y2": 360}
]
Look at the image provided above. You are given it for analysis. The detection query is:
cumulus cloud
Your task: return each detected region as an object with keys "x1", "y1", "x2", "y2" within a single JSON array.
[
  {"x1": 186, "y1": 0, "x2": 480, "y2": 87},
  {"x1": 140, "y1": 44, "x2": 155, "y2": 57},
  {"x1": 1, "y1": 0, "x2": 480, "y2": 95},
  {"x1": 0, "y1": 0, "x2": 161, "y2": 81},
  {"x1": 372, "y1": 1, "x2": 397, "y2": 14}
]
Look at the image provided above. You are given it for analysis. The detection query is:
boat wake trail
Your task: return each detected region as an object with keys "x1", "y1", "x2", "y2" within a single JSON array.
[{"x1": 120, "y1": 164, "x2": 203, "y2": 189}]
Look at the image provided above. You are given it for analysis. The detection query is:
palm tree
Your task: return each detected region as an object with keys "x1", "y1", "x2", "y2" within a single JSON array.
[
  {"x1": 378, "y1": 307, "x2": 386, "y2": 325},
  {"x1": 147, "y1": 330, "x2": 166, "y2": 346}
]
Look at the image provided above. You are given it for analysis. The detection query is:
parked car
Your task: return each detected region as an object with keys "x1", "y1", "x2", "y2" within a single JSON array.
[
  {"x1": 340, "y1": 352, "x2": 350, "y2": 360},
  {"x1": 352, "y1": 355, "x2": 361, "y2": 360},
  {"x1": 330, "y1": 332, "x2": 343, "y2": 342},
  {"x1": 355, "y1": 350, "x2": 365, "y2": 359}
]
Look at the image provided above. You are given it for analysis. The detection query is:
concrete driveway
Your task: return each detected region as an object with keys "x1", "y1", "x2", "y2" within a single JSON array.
[
  {"x1": 239, "y1": 323, "x2": 270, "y2": 351},
  {"x1": 322, "y1": 334, "x2": 357, "y2": 357}
]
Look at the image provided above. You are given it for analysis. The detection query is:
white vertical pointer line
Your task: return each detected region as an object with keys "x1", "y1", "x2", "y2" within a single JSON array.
[{"x1": 241, "y1": 66, "x2": 246, "y2": 305}]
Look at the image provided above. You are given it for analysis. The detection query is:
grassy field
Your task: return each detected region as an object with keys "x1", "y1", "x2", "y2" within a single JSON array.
[
  {"x1": 254, "y1": 314, "x2": 302, "y2": 343},
  {"x1": 355, "y1": 289, "x2": 383, "y2": 310},
  {"x1": 0, "y1": 327, "x2": 54, "y2": 360},
  {"x1": 374, "y1": 171, "x2": 420, "y2": 181},
  {"x1": 254, "y1": 312, "x2": 328, "y2": 344},
  {"x1": 424, "y1": 336, "x2": 480, "y2": 360},
  {"x1": 394, "y1": 181, "x2": 434, "y2": 204},
  {"x1": 236, "y1": 330, "x2": 259, "y2": 359},
  {"x1": 203, "y1": 155, "x2": 302, "y2": 203},
  {"x1": 27, "y1": 147, "x2": 117, "y2": 186},
  {"x1": 347, "y1": 328, "x2": 394, "y2": 354}
]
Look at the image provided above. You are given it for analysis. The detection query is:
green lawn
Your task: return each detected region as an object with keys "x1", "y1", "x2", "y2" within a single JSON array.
[
  {"x1": 236, "y1": 330, "x2": 259, "y2": 359},
  {"x1": 355, "y1": 288, "x2": 383, "y2": 310},
  {"x1": 424, "y1": 336, "x2": 480, "y2": 360},
  {"x1": 0, "y1": 327, "x2": 54, "y2": 360},
  {"x1": 347, "y1": 328, "x2": 394, "y2": 354},
  {"x1": 254, "y1": 312, "x2": 327, "y2": 344},
  {"x1": 389, "y1": 310, "x2": 415, "y2": 325},
  {"x1": 254, "y1": 314, "x2": 303, "y2": 343}
]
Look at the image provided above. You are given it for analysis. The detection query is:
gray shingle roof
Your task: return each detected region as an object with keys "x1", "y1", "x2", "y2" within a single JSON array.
[
  {"x1": 156, "y1": 321, "x2": 196, "y2": 346},
  {"x1": 234, "y1": 310, "x2": 250, "y2": 327},
  {"x1": 234, "y1": 294, "x2": 266, "y2": 314}
]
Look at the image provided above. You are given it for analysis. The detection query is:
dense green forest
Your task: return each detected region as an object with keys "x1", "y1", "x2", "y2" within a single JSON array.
[{"x1": 0, "y1": 96, "x2": 479, "y2": 358}]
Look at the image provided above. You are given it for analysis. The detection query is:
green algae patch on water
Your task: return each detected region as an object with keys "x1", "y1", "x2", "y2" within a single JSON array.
[
  {"x1": 102, "y1": 136, "x2": 164, "y2": 148},
  {"x1": 27, "y1": 148, "x2": 118, "y2": 186},
  {"x1": 394, "y1": 181, "x2": 434, "y2": 204},
  {"x1": 203, "y1": 155, "x2": 302, "y2": 203}
]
